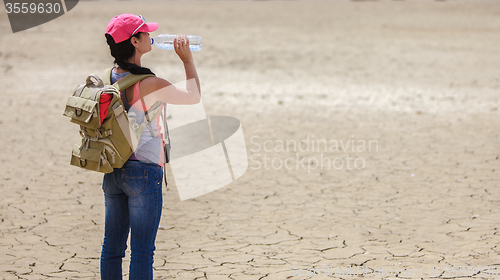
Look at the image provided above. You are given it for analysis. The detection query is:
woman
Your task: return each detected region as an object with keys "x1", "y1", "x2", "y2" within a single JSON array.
[{"x1": 101, "y1": 14, "x2": 201, "y2": 279}]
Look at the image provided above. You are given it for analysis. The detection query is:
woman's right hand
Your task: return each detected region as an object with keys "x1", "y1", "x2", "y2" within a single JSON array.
[{"x1": 173, "y1": 34, "x2": 194, "y2": 63}]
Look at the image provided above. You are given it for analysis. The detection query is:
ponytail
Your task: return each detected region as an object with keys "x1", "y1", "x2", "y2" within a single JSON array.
[{"x1": 105, "y1": 33, "x2": 155, "y2": 75}]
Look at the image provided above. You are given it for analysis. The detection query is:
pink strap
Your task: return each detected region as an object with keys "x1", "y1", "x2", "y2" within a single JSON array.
[
  {"x1": 130, "y1": 82, "x2": 154, "y2": 113},
  {"x1": 129, "y1": 82, "x2": 142, "y2": 105}
]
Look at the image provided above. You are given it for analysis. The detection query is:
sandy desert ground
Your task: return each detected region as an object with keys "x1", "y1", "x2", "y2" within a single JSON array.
[{"x1": 1, "y1": 0, "x2": 500, "y2": 279}]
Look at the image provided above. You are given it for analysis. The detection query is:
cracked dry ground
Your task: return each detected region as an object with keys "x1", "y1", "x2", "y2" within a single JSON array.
[
  {"x1": 1, "y1": 0, "x2": 500, "y2": 278},
  {"x1": 1, "y1": 105, "x2": 499, "y2": 280}
]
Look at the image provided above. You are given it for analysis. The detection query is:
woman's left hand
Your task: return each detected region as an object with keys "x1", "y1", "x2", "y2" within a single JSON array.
[{"x1": 174, "y1": 35, "x2": 194, "y2": 63}]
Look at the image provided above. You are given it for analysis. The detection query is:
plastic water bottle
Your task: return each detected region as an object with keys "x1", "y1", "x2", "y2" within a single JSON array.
[{"x1": 152, "y1": 34, "x2": 203, "y2": 51}]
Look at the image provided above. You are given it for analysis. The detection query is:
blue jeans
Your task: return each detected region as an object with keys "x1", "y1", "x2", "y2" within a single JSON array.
[{"x1": 100, "y1": 160, "x2": 163, "y2": 280}]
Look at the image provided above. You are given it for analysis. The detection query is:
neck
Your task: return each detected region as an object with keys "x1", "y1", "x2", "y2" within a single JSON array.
[{"x1": 125, "y1": 53, "x2": 142, "y2": 67}]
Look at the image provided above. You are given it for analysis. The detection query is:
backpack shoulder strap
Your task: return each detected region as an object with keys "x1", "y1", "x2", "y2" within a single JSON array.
[
  {"x1": 102, "y1": 67, "x2": 113, "y2": 85},
  {"x1": 101, "y1": 67, "x2": 155, "y2": 90},
  {"x1": 115, "y1": 73, "x2": 155, "y2": 91}
]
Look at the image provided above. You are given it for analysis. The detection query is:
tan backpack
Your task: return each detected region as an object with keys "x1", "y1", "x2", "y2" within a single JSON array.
[{"x1": 63, "y1": 68, "x2": 161, "y2": 173}]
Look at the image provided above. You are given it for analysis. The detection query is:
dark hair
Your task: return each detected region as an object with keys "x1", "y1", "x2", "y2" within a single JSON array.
[{"x1": 105, "y1": 33, "x2": 155, "y2": 75}]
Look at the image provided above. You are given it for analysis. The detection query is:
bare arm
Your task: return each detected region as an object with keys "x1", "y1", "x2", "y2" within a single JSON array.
[
  {"x1": 135, "y1": 35, "x2": 201, "y2": 109},
  {"x1": 175, "y1": 35, "x2": 201, "y2": 96}
]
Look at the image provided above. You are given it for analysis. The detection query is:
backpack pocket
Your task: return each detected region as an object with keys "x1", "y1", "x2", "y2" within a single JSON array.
[
  {"x1": 64, "y1": 96, "x2": 100, "y2": 129},
  {"x1": 70, "y1": 139, "x2": 113, "y2": 173},
  {"x1": 100, "y1": 138, "x2": 127, "y2": 169}
]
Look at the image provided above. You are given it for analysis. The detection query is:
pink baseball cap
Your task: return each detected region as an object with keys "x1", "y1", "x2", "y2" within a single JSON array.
[{"x1": 106, "y1": 14, "x2": 158, "y2": 43}]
